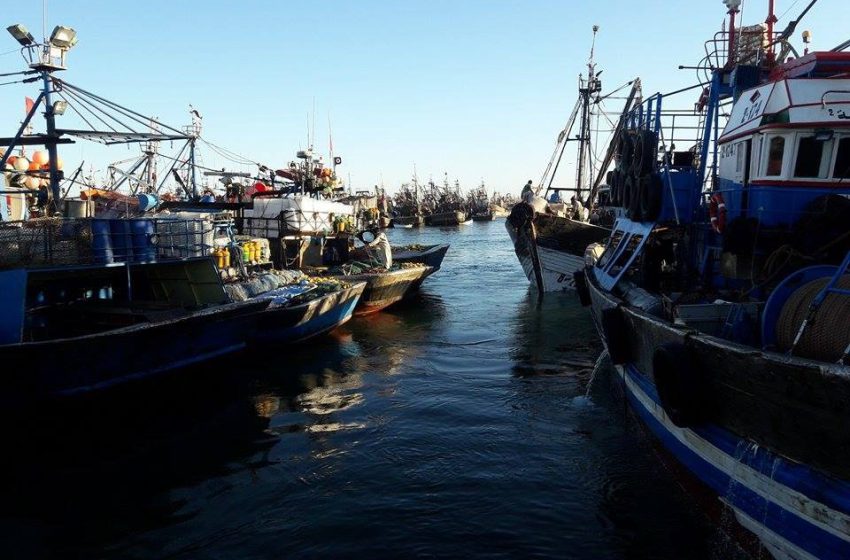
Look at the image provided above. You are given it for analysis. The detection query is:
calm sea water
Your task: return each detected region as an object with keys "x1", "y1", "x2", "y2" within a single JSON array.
[{"x1": 0, "y1": 221, "x2": 747, "y2": 559}]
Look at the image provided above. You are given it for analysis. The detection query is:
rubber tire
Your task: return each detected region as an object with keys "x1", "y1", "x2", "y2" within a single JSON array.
[
  {"x1": 652, "y1": 343, "x2": 710, "y2": 428},
  {"x1": 640, "y1": 173, "x2": 663, "y2": 222},
  {"x1": 601, "y1": 307, "x2": 631, "y2": 364},
  {"x1": 631, "y1": 130, "x2": 658, "y2": 177},
  {"x1": 628, "y1": 174, "x2": 643, "y2": 221},
  {"x1": 622, "y1": 174, "x2": 635, "y2": 210},
  {"x1": 617, "y1": 133, "x2": 634, "y2": 174}
]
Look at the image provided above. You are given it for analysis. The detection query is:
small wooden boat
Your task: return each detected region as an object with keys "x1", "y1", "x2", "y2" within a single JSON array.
[
  {"x1": 392, "y1": 214, "x2": 422, "y2": 228},
  {"x1": 472, "y1": 211, "x2": 495, "y2": 222},
  {"x1": 391, "y1": 244, "x2": 450, "y2": 271},
  {"x1": 339, "y1": 265, "x2": 435, "y2": 315},
  {"x1": 251, "y1": 281, "x2": 366, "y2": 343}
]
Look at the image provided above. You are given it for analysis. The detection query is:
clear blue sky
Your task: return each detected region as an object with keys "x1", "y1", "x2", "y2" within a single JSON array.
[{"x1": 1, "y1": 0, "x2": 844, "y2": 197}]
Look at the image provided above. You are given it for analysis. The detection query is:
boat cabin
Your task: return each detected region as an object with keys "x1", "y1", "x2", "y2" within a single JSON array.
[{"x1": 717, "y1": 55, "x2": 850, "y2": 228}]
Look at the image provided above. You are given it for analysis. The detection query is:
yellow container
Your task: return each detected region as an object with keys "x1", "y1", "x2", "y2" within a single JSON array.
[{"x1": 223, "y1": 246, "x2": 231, "y2": 268}]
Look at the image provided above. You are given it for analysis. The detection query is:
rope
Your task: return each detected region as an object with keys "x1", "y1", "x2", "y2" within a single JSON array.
[{"x1": 776, "y1": 275, "x2": 850, "y2": 361}]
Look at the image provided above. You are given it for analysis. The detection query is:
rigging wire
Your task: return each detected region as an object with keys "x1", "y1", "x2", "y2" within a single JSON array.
[
  {"x1": 777, "y1": 0, "x2": 803, "y2": 22},
  {"x1": 53, "y1": 91, "x2": 97, "y2": 131},
  {"x1": 53, "y1": 78, "x2": 186, "y2": 136},
  {"x1": 58, "y1": 87, "x2": 123, "y2": 132}
]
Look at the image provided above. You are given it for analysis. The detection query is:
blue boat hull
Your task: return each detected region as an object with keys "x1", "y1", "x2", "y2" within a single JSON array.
[
  {"x1": 1, "y1": 298, "x2": 270, "y2": 405},
  {"x1": 587, "y1": 277, "x2": 850, "y2": 560},
  {"x1": 253, "y1": 282, "x2": 365, "y2": 344}
]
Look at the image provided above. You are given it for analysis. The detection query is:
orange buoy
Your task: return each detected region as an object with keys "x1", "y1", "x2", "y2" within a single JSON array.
[{"x1": 31, "y1": 151, "x2": 48, "y2": 166}]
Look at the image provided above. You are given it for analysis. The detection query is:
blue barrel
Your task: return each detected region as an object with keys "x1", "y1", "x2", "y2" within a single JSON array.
[
  {"x1": 136, "y1": 193, "x2": 159, "y2": 212},
  {"x1": 91, "y1": 219, "x2": 114, "y2": 264},
  {"x1": 110, "y1": 219, "x2": 134, "y2": 263},
  {"x1": 131, "y1": 219, "x2": 157, "y2": 262}
]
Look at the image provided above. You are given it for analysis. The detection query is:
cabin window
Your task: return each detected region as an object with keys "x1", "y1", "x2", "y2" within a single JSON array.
[
  {"x1": 794, "y1": 136, "x2": 829, "y2": 178},
  {"x1": 735, "y1": 143, "x2": 744, "y2": 173},
  {"x1": 765, "y1": 136, "x2": 785, "y2": 176},
  {"x1": 834, "y1": 138, "x2": 850, "y2": 179}
]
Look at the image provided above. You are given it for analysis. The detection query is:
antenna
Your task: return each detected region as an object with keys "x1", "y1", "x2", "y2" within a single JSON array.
[{"x1": 311, "y1": 97, "x2": 316, "y2": 150}]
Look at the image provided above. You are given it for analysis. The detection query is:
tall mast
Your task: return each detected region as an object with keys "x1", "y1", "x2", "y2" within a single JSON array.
[{"x1": 575, "y1": 25, "x2": 599, "y2": 201}]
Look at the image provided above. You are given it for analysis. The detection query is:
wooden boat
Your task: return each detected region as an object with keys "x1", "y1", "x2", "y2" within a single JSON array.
[
  {"x1": 391, "y1": 244, "x2": 450, "y2": 271},
  {"x1": 425, "y1": 210, "x2": 468, "y2": 226},
  {"x1": 251, "y1": 281, "x2": 366, "y2": 343},
  {"x1": 338, "y1": 265, "x2": 435, "y2": 316},
  {"x1": 506, "y1": 27, "x2": 638, "y2": 293},
  {"x1": 391, "y1": 214, "x2": 423, "y2": 228},
  {"x1": 471, "y1": 211, "x2": 495, "y2": 222},
  {"x1": 506, "y1": 208, "x2": 610, "y2": 291}
]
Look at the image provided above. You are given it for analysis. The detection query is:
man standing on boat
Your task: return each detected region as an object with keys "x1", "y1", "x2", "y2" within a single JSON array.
[{"x1": 521, "y1": 180, "x2": 534, "y2": 203}]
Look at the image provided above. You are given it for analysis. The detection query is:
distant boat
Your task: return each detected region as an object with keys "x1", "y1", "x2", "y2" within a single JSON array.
[
  {"x1": 472, "y1": 211, "x2": 495, "y2": 222},
  {"x1": 425, "y1": 210, "x2": 468, "y2": 226},
  {"x1": 392, "y1": 214, "x2": 423, "y2": 228}
]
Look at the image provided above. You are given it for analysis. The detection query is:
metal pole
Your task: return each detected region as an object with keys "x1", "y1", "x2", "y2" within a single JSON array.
[
  {"x1": 42, "y1": 71, "x2": 62, "y2": 214},
  {"x1": 189, "y1": 137, "x2": 198, "y2": 199}
]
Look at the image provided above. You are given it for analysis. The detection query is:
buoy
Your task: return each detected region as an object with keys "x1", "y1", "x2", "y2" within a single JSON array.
[
  {"x1": 28, "y1": 160, "x2": 41, "y2": 171},
  {"x1": 25, "y1": 175, "x2": 40, "y2": 189},
  {"x1": 31, "y1": 151, "x2": 48, "y2": 166},
  {"x1": 13, "y1": 157, "x2": 29, "y2": 172}
]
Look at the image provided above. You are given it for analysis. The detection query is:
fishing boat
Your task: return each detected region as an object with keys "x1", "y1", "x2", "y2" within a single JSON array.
[
  {"x1": 391, "y1": 243, "x2": 450, "y2": 271},
  {"x1": 506, "y1": 27, "x2": 639, "y2": 292},
  {"x1": 422, "y1": 176, "x2": 469, "y2": 226},
  {"x1": 391, "y1": 173, "x2": 425, "y2": 227},
  {"x1": 576, "y1": 2, "x2": 850, "y2": 557},
  {"x1": 342, "y1": 264, "x2": 435, "y2": 316},
  {"x1": 244, "y1": 279, "x2": 366, "y2": 343},
  {"x1": 469, "y1": 181, "x2": 496, "y2": 221}
]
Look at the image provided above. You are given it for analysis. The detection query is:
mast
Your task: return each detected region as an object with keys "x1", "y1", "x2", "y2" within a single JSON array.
[{"x1": 575, "y1": 25, "x2": 599, "y2": 201}]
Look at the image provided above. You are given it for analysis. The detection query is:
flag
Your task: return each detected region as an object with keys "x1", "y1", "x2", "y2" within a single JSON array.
[{"x1": 25, "y1": 96, "x2": 34, "y2": 115}]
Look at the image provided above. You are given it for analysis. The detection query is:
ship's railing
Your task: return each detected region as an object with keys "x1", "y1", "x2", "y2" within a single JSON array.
[{"x1": 0, "y1": 216, "x2": 227, "y2": 270}]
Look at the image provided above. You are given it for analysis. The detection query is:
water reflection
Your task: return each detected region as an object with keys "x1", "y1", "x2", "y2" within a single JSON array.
[
  {"x1": 0, "y1": 369, "x2": 273, "y2": 558},
  {"x1": 509, "y1": 290, "x2": 601, "y2": 379}
]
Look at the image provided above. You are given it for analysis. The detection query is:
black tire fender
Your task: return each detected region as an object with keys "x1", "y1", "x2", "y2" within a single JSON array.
[
  {"x1": 640, "y1": 173, "x2": 663, "y2": 222},
  {"x1": 652, "y1": 343, "x2": 710, "y2": 428},
  {"x1": 601, "y1": 306, "x2": 631, "y2": 364}
]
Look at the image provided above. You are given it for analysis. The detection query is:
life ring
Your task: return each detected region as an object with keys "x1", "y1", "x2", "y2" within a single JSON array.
[
  {"x1": 709, "y1": 192, "x2": 727, "y2": 234},
  {"x1": 652, "y1": 343, "x2": 710, "y2": 428},
  {"x1": 639, "y1": 173, "x2": 663, "y2": 222}
]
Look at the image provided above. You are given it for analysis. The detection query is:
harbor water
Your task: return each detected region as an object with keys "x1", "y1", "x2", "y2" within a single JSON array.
[{"x1": 1, "y1": 221, "x2": 746, "y2": 559}]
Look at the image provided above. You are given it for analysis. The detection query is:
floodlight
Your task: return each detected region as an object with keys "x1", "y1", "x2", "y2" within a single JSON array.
[
  {"x1": 49, "y1": 26, "x2": 77, "y2": 49},
  {"x1": 7, "y1": 24, "x2": 35, "y2": 46},
  {"x1": 802, "y1": 30, "x2": 811, "y2": 44},
  {"x1": 723, "y1": 0, "x2": 742, "y2": 10},
  {"x1": 52, "y1": 100, "x2": 68, "y2": 115}
]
